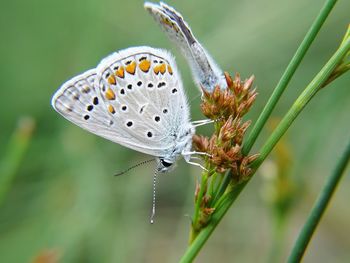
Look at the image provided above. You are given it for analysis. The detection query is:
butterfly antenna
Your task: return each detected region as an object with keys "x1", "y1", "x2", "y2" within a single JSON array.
[
  {"x1": 114, "y1": 158, "x2": 155, "y2": 176},
  {"x1": 150, "y1": 170, "x2": 158, "y2": 224}
]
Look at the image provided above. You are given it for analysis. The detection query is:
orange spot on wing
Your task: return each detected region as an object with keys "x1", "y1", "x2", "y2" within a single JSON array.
[
  {"x1": 139, "y1": 60, "x2": 151, "y2": 72},
  {"x1": 125, "y1": 61, "x2": 136, "y2": 75},
  {"x1": 161, "y1": 16, "x2": 172, "y2": 27},
  {"x1": 159, "y1": 63, "x2": 166, "y2": 74},
  {"x1": 167, "y1": 65, "x2": 173, "y2": 75},
  {"x1": 153, "y1": 64, "x2": 166, "y2": 75},
  {"x1": 107, "y1": 75, "x2": 116, "y2": 85},
  {"x1": 108, "y1": 105, "x2": 115, "y2": 114},
  {"x1": 115, "y1": 66, "x2": 124, "y2": 78},
  {"x1": 160, "y1": 15, "x2": 180, "y2": 33},
  {"x1": 153, "y1": 65, "x2": 160, "y2": 75},
  {"x1": 105, "y1": 88, "x2": 116, "y2": 100}
]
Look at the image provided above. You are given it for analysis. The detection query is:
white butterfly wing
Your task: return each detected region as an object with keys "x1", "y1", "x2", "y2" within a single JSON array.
[
  {"x1": 51, "y1": 69, "x2": 108, "y2": 132},
  {"x1": 96, "y1": 46, "x2": 190, "y2": 152},
  {"x1": 144, "y1": 2, "x2": 226, "y2": 92},
  {"x1": 52, "y1": 47, "x2": 191, "y2": 158}
]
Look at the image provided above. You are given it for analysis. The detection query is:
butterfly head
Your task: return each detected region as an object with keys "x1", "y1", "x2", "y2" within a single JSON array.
[
  {"x1": 156, "y1": 158, "x2": 174, "y2": 173},
  {"x1": 156, "y1": 124, "x2": 195, "y2": 173}
]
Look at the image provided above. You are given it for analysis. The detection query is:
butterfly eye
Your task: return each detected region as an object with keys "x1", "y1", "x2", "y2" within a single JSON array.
[{"x1": 160, "y1": 158, "x2": 172, "y2": 168}]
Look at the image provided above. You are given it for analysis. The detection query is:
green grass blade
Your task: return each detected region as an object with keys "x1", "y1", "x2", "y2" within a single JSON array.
[
  {"x1": 242, "y1": 0, "x2": 338, "y2": 155},
  {"x1": 287, "y1": 141, "x2": 350, "y2": 263},
  {"x1": 0, "y1": 118, "x2": 35, "y2": 205}
]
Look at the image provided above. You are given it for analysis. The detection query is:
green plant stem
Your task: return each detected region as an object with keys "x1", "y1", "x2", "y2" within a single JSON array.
[
  {"x1": 208, "y1": 172, "x2": 217, "y2": 198},
  {"x1": 287, "y1": 141, "x2": 350, "y2": 263},
  {"x1": 251, "y1": 37, "x2": 350, "y2": 169},
  {"x1": 180, "y1": 181, "x2": 247, "y2": 263},
  {"x1": 267, "y1": 214, "x2": 288, "y2": 263},
  {"x1": 242, "y1": 0, "x2": 338, "y2": 155},
  {"x1": 181, "y1": 36, "x2": 350, "y2": 263},
  {"x1": 190, "y1": 172, "x2": 209, "y2": 242},
  {"x1": 0, "y1": 118, "x2": 35, "y2": 205},
  {"x1": 213, "y1": 172, "x2": 224, "y2": 195},
  {"x1": 211, "y1": 170, "x2": 231, "y2": 206}
]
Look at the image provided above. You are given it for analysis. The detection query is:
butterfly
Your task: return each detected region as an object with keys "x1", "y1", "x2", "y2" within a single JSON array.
[
  {"x1": 51, "y1": 46, "x2": 209, "y2": 173},
  {"x1": 144, "y1": 1, "x2": 227, "y2": 92}
]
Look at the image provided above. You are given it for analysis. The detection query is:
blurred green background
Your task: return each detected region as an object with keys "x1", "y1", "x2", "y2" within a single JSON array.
[{"x1": 1, "y1": 0, "x2": 349, "y2": 262}]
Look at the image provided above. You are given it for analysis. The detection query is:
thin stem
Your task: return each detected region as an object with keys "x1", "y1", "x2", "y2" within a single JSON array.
[
  {"x1": 193, "y1": 174, "x2": 208, "y2": 223},
  {"x1": 211, "y1": 170, "x2": 231, "y2": 206},
  {"x1": 251, "y1": 37, "x2": 350, "y2": 169},
  {"x1": 180, "y1": 181, "x2": 247, "y2": 263},
  {"x1": 287, "y1": 141, "x2": 350, "y2": 263},
  {"x1": 267, "y1": 214, "x2": 288, "y2": 263},
  {"x1": 208, "y1": 172, "x2": 218, "y2": 198},
  {"x1": 242, "y1": 0, "x2": 338, "y2": 155},
  {"x1": 213, "y1": 172, "x2": 224, "y2": 196},
  {"x1": 190, "y1": 171, "x2": 209, "y2": 242},
  {"x1": 0, "y1": 118, "x2": 35, "y2": 205}
]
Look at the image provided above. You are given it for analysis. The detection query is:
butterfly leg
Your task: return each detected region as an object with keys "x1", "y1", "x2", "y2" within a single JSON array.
[
  {"x1": 192, "y1": 119, "x2": 214, "y2": 127},
  {"x1": 183, "y1": 151, "x2": 212, "y2": 158},
  {"x1": 186, "y1": 159, "x2": 208, "y2": 172}
]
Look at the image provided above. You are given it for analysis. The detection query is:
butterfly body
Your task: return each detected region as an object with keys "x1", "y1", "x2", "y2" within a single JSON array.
[{"x1": 52, "y1": 46, "x2": 195, "y2": 172}]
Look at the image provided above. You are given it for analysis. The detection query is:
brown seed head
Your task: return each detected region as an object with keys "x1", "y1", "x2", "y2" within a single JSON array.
[
  {"x1": 192, "y1": 134, "x2": 209, "y2": 152},
  {"x1": 194, "y1": 71, "x2": 258, "y2": 180},
  {"x1": 224, "y1": 71, "x2": 234, "y2": 87}
]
